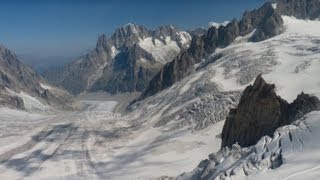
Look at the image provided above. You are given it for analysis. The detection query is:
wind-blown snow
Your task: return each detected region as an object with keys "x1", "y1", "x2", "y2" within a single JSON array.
[{"x1": 139, "y1": 36, "x2": 181, "y2": 64}]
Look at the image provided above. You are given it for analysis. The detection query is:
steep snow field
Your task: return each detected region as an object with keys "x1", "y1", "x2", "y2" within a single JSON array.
[{"x1": 210, "y1": 16, "x2": 320, "y2": 102}]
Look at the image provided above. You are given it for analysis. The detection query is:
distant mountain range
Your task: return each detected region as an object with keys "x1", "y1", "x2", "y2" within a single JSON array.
[
  {"x1": 42, "y1": 24, "x2": 192, "y2": 95},
  {"x1": 42, "y1": 0, "x2": 320, "y2": 100}
]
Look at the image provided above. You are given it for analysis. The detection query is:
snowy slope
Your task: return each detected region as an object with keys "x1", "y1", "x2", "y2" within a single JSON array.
[
  {"x1": 138, "y1": 36, "x2": 182, "y2": 64},
  {"x1": 130, "y1": 16, "x2": 320, "y2": 133},
  {"x1": 174, "y1": 16, "x2": 320, "y2": 179},
  {"x1": 125, "y1": 16, "x2": 320, "y2": 178},
  {"x1": 177, "y1": 111, "x2": 320, "y2": 180},
  {"x1": 0, "y1": 16, "x2": 319, "y2": 180},
  {"x1": 209, "y1": 16, "x2": 320, "y2": 102},
  {"x1": 0, "y1": 99, "x2": 224, "y2": 180},
  {"x1": 5, "y1": 88, "x2": 51, "y2": 112},
  {"x1": 250, "y1": 111, "x2": 320, "y2": 180}
]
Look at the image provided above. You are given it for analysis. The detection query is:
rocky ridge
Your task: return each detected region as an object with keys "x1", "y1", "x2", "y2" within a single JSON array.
[
  {"x1": 177, "y1": 75, "x2": 320, "y2": 180},
  {"x1": 141, "y1": 0, "x2": 320, "y2": 100},
  {"x1": 221, "y1": 75, "x2": 320, "y2": 147},
  {"x1": 0, "y1": 45, "x2": 76, "y2": 111},
  {"x1": 43, "y1": 24, "x2": 191, "y2": 95}
]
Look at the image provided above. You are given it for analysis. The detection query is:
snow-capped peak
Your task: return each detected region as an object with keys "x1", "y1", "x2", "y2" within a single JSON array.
[
  {"x1": 272, "y1": 3, "x2": 278, "y2": 9},
  {"x1": 208, "y1": 21, "x2": 230, "y2": 28}
]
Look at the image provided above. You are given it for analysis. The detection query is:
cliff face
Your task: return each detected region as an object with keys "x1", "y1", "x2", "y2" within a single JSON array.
[
  {"x1": 221, "y1": 75, "x2": 320, "y2": 147},
  {"x1": 0, "y1": 45, "x2": 76, "y2": 111}
]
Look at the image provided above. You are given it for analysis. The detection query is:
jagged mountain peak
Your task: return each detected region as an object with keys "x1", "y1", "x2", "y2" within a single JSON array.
[
  {"x1": 109, "y1": 24, "x2": 148, "y2": 49},
  {"x1": 96, "y1": 33, "x2": 109, "y2": 50},
  {"x1": 0, "y1": 45, "x2": 17, "y2": 59},
  {"x1": 44, "y1": 21, "x2": 192, "y2": 95},
  {"x1": 221, "y1": 75, "x2": 320, "y2": 147},
  {"x1": 0, "y1": 44, "x2": 76, "y2": 111},
  {"x1": 273, "y1": 0, "x2": 320, "y2": 20},
  {"x1": 142, "y1": 0, "x2": 320, "y2": 100}
]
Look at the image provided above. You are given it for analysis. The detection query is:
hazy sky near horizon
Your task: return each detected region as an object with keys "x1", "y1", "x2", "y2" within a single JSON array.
[{"x1": 0, "y1": 0, "x2": 266, "y2": 58}]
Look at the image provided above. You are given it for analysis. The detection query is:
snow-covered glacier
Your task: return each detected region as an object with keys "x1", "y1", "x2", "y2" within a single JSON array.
[{"x1": 0, "y1": 16, "x2": 319, "y2": 180}]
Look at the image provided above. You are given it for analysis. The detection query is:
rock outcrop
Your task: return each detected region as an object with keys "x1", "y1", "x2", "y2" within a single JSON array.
[
  {"x1": 274, "y1": 0, "x2": 320, "y2": 20},
  {"x1": 0, "y1": 45, "x2": 76, "y2": 111},
  {"x1": 221, "y1": 75, "x2": 320, "y2": 147},
  {"x1": 250, "y1": 5, "x2": 284, "y2": 41}
]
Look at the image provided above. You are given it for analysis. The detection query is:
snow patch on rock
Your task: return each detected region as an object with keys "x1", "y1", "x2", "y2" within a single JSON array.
[
  {"x1": 40, "y1": 83, "x2": 53, "y2": 90},
  {"x1": 138, "y1": 36, "x2": 181, "y2": 64},
  {"x1": 272, "y1": 3, "x2": 278, "y2": 9},
  {"x1": 5, "y1": 88, "x2": 50, "y2": 111},
  {"x1": 208, "y1": 21, "x2": 230, "y2": 28}
]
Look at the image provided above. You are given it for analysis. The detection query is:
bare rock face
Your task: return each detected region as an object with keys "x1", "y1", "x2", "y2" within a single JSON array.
[
  {"x1": 250, "y1": 8, "x2": 284, "y2": 42},
  {"x1": 0, "y1": 45, "x2": 76, "y2": 110},
  {"x1": 91, "y1": 44, "x2": 162, "y2": 93},
  {"x1": 43, "y1": 24, "x2": 191, "y2": 95},
  {"x1": 274, "y1": 0, "x2": 320, "y2": 20},
  {"x1": 221, "y1": 75, "x2": 320, "y2": 147},
  {"x1": 289, "y1": 92, "x2": 320, "y2": 120},
  {"x1": 0, "y1": 87, "x2": 25, "y2": 109},
  {"x1": 218, "y1": 19, "x2": 240, "y2": 47}
]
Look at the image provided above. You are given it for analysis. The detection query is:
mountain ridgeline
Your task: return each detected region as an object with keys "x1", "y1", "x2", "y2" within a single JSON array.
[
  {"x1": 40, "y1": 0, "x2": 320, "y2": 100},
  {"x1": 0, "y1": 45, "x2": 76, "y2": 111},
  {"x1": 43, "y1": 0, "x2": 320, "y2": 98},
  {"x1": 141, "y1": 0, "x2": 320, "y2": 99},
  {"x1": 43, "y1": 24, "x2": 191, "y2": 95}
]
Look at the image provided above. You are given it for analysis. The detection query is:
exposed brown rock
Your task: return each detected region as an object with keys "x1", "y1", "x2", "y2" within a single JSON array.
[{"x1": 221, "y1": 75, "x2": 320, "y2": 147}]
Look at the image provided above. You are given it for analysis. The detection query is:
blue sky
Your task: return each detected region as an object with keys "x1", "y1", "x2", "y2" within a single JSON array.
[{"x1": 0, "y1": 0, "x2": 267, "y2": 58}]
